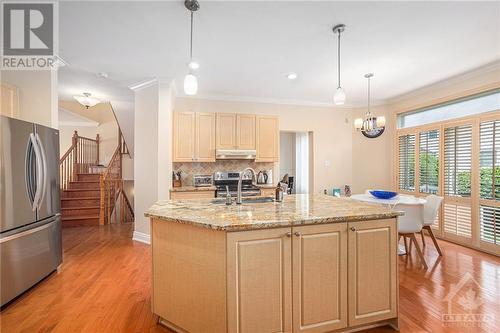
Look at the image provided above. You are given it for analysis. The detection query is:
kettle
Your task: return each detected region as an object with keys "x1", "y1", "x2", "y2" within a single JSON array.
[{"x1": 257, "y1": 171, "x2": 266, "y2": 184}]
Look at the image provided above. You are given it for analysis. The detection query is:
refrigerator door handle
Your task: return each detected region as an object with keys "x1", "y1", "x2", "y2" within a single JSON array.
[
  {"x1": 0, "y1": 219, "x2": 55, "y2": 244},
  {"x1": 25, "y1": 137, "x2": 35, "y2": 210},
  {"x1": 35, "y1": 133, "x2": 48, "y2": 208},
  {"x1": 29, "y1": 133, "x2": 43, "y2": 211}
]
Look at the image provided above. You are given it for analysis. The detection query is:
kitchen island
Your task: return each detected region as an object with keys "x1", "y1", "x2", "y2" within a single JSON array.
[{"x1": 146, "y1": 194, "x2": 402, "y2": 333}]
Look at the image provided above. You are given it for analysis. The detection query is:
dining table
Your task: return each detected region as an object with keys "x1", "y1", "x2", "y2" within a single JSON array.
[{"x1": 350, "y1": 193, "x2": 427, "y2": 255}]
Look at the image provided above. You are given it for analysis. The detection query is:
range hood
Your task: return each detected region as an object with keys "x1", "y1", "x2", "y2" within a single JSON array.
[{"x1": 216, "y1": 149, "x2": 256, "y2": 160}]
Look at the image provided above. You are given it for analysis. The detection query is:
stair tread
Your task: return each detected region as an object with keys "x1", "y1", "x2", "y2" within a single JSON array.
[
  {"x1": 61, "y1": 197, "x2": 100, "y2": 200},
  {"x1": 63, "y1": 189, "x2": 100, "y2": 192},
  {"x1": 61, "y1": 206, "x2": 100, "y2": 210},
  {"x1": 62, "y1": 215, "x2": 99, "y2": 220},
  {"x1": 70, "y1": 181, "x2": 100, "y2": 183}
]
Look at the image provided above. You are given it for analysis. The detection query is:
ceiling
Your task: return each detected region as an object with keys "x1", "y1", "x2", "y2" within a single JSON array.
[{"x1": 58, "y1": 1, "x2": 500, "y2": 108}]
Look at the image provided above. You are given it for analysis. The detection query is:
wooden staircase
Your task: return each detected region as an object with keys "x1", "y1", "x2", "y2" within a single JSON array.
[
  {"x1": 61, "y1": 173, "x2": 101, "y2": 227},
  {"x1": 59, "y1": 131, "x2": 133, "y2": 227}
]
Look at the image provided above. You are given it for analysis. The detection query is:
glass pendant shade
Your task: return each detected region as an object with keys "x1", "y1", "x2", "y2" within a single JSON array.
[
  {"x1": 354, "y1": 118, "x2": 363, "y2": 130},
  {"x1": 376, "y1": 116, "x2": 386, "y2": 128},
  {"x1": 184, "y1": 74, "x2": 198, "y2": 95},
  {"x1": 334, "y1": 87, "x2": 346, "y2": 105},
  {"x1": 74, "y1": 93, "x2": 100, "y2": 109}
]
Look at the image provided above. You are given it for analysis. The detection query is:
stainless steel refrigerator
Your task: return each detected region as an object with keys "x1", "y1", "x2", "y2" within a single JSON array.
[{"x1": 1, "y1": 115, "x2": 62, "y2": 307}]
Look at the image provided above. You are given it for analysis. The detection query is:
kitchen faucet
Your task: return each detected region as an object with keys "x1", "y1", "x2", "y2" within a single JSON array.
[{"x1": 236, "y1": 167, "x2": 257, "y2": 204}]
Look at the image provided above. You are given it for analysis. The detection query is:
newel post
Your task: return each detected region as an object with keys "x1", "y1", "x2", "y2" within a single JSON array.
[
  {"x1": 96, "y1": 134, "x2": 100, "y2": 165},
  {"x1": 72, "y1": 131, "x2": 78, "y2": 179}
]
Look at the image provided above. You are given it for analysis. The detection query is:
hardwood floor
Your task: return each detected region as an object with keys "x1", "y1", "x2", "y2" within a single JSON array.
[{"x1": 1, "y1": 224, "x2": 498, "y2": 333}]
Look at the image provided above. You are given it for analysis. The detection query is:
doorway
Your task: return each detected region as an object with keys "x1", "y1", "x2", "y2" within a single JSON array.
[{"x1": 279, "y1": 131, "x2": 313, "y2": 194}]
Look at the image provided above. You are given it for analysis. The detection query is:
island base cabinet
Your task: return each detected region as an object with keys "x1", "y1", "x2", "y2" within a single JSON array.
[
  {"x1": 347, "y1": 219, "x2": 398, "y2": 327},
  {"x1": 227, "y1": 228, "x2": 292, "y2": 333},
  {"x1": 292, "y1": 224, "x2": 348, "y2": 333}
]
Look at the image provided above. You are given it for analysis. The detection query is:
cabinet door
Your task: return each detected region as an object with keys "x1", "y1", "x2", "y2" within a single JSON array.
[
  {"x1": 348, "y1": 219, "x2": 398, "y2": 326},
  {"x1": 227, "y1": 228, "x2": 292, "y2": 333},
  {"x1": 173, "y1": 112, "x2": 195, "y2": 162},
  {"x1": 256, "y1": 116, "x2": 279, "y2": 162},
  {"x1": 216, "y1": 113, "x2": 237, "y2": 149},
  {"x1": 292, "y1": 224, "x2": 347, "y2": 333},
  {"x1": 195, "y1": 112, "x2": 215, "y2": 162},
  {"x1": 170, "y1": 191, "x2": 215, "y2": 200},
  {"x1": 1, "y1": 83, "x2": 19, "y2": 117},
  {"x1": 237, "y1": 114, "x2": 256, "y2": 149}
]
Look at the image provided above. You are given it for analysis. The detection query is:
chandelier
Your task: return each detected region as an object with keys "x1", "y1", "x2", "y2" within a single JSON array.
[{"x1": 354, "y1": 73, "x2": 386, "y2": 138}]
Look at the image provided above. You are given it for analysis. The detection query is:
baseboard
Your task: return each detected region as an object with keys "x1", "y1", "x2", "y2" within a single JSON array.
[{"x1": 132, "y1": 231, "x2": 151, "y2": 245}]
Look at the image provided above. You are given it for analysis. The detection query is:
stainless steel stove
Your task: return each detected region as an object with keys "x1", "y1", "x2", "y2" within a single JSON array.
[{"x1": 214, "y1": 171, "x2": 261, "y2": 198}]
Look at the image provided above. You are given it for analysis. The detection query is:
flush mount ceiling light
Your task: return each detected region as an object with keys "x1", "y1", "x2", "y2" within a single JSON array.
[
  {"x1": 184, "y1": 0, "x2": 200, "y2": 96},
  {"x1": 74, "y1": 92, "x2": 101, "y2": 109},
  {"x1": 287, "y1": 72, "x2": 298, "y2": 80},
  {"x1": 332, "y1": 24, "x2": 346, "y2": 105},
  {"x1": 354, "y1": 73, "x2": 386, "y2": 138}
]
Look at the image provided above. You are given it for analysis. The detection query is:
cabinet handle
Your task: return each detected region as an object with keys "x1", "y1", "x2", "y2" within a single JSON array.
[
  {"x1": 285, "y1": 232, "x2": 292, "y2": 237},
  {"x1": 350, "y1": 227, "x2": 356, "y2": 232},
  {"x1": 294, "y1": 232, "x2": 301, "y2": 237}
]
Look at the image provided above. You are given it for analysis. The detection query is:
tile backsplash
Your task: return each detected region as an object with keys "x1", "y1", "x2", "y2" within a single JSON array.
[{"x1": 173, "y1": 161, "x2": 275, "y2": 185}]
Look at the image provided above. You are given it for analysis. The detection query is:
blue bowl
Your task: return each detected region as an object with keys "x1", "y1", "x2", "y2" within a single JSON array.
[{"x1": 369, "y1": 190, "x2": 398, "y2": 199}]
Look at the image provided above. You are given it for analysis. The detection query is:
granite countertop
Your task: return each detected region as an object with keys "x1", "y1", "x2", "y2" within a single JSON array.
[
  {"x1": 145, "y1": 194, "x2": 403, "y2": 231},
  {"x1": 257, "y1": 184, "x2": 275, "y2": 189},
  {"x1": 170, "y1": 186, "x2": 216, "y2": 192}
]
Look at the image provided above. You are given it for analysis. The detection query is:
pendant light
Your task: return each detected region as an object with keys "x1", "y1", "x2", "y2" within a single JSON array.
[
  {"x1": 354, "y1": 73, "x2": 386, "y2": 138},
  {"x1": 333, "y1": 24, "x2": 346, "y2": 105},
  {"x1": 184, "y1": 0, "x2": 200, "y2": 96}
]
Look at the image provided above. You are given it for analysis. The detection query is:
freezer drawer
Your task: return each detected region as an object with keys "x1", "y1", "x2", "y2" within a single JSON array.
[{"x1": 0, "y1": 216, "x2": 62, "y2": 306}]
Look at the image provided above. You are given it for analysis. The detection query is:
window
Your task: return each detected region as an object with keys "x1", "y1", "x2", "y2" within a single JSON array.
[
  {"x1": 398, "y1": 90, "x2": 500, "y2": 129},
  {"x1": 398, "y1": 134, "x2": 415, "y2": 191},
  {"x1": 479, "y1": 120, "x2": 500, "y2": 200},
  {"x1": 444, "y1": 125, "x2": 472, "y2": 197},
  {"x1": 419, "y1": 130, "x2": 439, "y2": 194}
]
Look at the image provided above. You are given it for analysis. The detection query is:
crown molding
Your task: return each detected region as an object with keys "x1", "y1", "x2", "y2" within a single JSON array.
[{"x1": 128, "y1": 78, "x2": 158, "y2": 91}]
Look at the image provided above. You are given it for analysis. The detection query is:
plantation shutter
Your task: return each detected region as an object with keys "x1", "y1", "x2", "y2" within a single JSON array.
[
  {"x1": 419, "y1": 130, "x2": 439, "y2": 194},
  {"x1": 444, "y1": 126, "x2": 472, "y2": 197},
  {"x1": 398, "y1": 134, "x2": 415, "y2": 191},
  {"x1": 479, "y1": 120, "x2": 500, "y2": 245},
  {"x1": 443, "y1": 125, "x2": 472, "y2": 239}
]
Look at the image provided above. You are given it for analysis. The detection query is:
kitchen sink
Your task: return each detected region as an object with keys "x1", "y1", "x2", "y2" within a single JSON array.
[{"x1": 211, "y1": 197, "x2": 275, "y2": 205}]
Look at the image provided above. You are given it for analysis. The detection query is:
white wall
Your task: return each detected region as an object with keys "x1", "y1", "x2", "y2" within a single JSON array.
[
  {"x1": 1, "y1": 70, "x2": 58, "y2": 128},
  {"x1": 133, "y1": 80, "x2": 174, "y2": 241},
  {"x1": 175, "y1": 98, "x2": 353, "y2": 194}
]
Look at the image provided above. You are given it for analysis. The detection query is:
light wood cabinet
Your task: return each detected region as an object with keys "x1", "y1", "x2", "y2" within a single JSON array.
[
  {"x1": 256, "y1": 115, "x2": 279, "y2": 162},
  {"x1": 152, "y1": 217, "x2": 398, "y2": 333},
  {"x1": 195, "y1": 112, "x2": 216, "y2": 162},
  {"x1": 227, "y1": 227, "x2": 292, "y2": 333},
  {"x1": 347, "y1": 219, "x2": 398, "y2": 327},
  {"x1": 173, "y1": 112, "x2": 196, "y2": 162},
  {"x1": 292, "y1": 224, "x2": 347, "y2": 333},
  {"x1": 217, "y1": 113, "x2": 256, "y2": 150},
  {"x1": 216, "y1": 113, "x2": 237, "y2": 149},
  {"x1": 170, "y1": 190, "x2": 215, "y2": 200},
  {"x1": 173, "y1": 112, "x2": 215, "y2": 162},
  {"x1": 236, "y1": 114, "x2": 256, "y2": 149}
]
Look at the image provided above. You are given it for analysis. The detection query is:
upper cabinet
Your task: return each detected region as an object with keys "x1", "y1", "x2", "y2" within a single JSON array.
[
  {"x1": 174, "y1": 111, "x2": 277, "y2": 162},
  {"x1": 1, "y1": 83, "x2": 19, "y2": 118},
  {"x1": 216, "y1": 113, "x2": 256, "y2": 150},
  {"x1": 236, "y1": 114, "x2": 256, "y2": 150},
  {"x1": 173, "y1": 111, "x2": 215, "y2": 162},
  {"x1": 256, "y1": 115, "x2": 279, "y2": 162},
  {"x1": 216, "y1": 113, "x2": 237, "y2": 149}
]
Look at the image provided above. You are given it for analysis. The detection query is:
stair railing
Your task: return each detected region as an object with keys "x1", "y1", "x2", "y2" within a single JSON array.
[
  {"x1": 99, "y1": 130, "x2": 134, "y2": 224},
  {"x1": 59, "y1": 131, "x2": 100, "y2": 190}
]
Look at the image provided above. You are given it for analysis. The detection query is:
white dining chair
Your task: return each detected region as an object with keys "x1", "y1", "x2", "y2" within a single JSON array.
[
  {"x1": 421, "y1": 194, "x2": 443, "y2": 256},
  {"x1": 396, "y1": 202, "x2": 428, "y2": 269}
]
